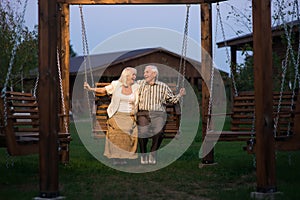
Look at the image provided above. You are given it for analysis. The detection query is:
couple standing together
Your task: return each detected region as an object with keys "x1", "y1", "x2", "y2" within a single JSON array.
[{"x1": 84, "y1": 65, "x2": 185, "y2": 165}]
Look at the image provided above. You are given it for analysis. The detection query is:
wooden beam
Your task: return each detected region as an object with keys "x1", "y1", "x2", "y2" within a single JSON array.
[
  {"x1": 38, "y1": 0, "x2": 60, "y2": 198},
  {"x1": 200, "y1": 3, "x2": 214, "y2": 164},
  {"x1": 252, "y1": 0, "x2": 277, "y2": 194},
  {"x1": 58, "y1": 3, "x2": 71, "y2": 164},
  {"x1": 230, "y1": 46, "x2": 237, "y2": 102},
  {"x1": 57, "y1": 0, "x2": 225, "y2": 5}
]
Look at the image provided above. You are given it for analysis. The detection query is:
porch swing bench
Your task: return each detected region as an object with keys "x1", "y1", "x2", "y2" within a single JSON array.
[
  {"x1": 92, "y1": 82, "x2": 181, "y2": 139},
  {"x1": 0, "y1": 91, "x2": 71, "y2": 162},
  {"x1": 206, "y1": 90, "x2": 300, "y2": 145}
]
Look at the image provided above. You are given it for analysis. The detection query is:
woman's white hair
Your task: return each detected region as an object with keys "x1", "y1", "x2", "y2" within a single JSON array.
[{"x1": 118, "y1": 67, "x2": 137, "y2": 86}]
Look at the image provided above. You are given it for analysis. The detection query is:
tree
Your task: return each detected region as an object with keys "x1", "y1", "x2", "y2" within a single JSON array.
[
  {"x1": 0, "y1": 1, "x2": 38, "y2": 92},
  {"x1": 225, "y1": 0, "x2": 300, "y2": 92},
  {"x1": 70, "y1": 44, "x2": 77, "y2": 57}
]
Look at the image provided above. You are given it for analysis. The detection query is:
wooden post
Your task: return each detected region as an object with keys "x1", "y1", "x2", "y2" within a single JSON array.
[
  {"x1": 200, "y1": 3, "x2": 214, "y2": 164},
  {"x1": 230, "y1": 46, "x2": 237, "y2": 105},
  {"x1": 38, "y1": 0, "x2": 60, "y2": 198},
  {"x1": 58, "y1": 3, "x2": 71, "y2": 164},
  {"x1": 252, "y1": 0, "x2": 277, "y2": 195},
  {"x1": 58, "y1": 3, "x2": 70, "y2": 134}
]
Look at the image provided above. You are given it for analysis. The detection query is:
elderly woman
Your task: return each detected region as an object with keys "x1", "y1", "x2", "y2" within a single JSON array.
[{"x1": 84, "y1": 67, "x2": 139, "y2": 165}]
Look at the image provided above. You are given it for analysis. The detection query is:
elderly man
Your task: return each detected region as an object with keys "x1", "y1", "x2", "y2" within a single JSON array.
[{"x1": 137, "y1": 65, "x2": 185, "y2": 165}]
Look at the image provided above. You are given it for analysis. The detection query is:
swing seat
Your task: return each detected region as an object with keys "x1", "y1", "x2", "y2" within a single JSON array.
[
  {"x1": 0, "y1": 91, "x2": 72, "y2": 161},
  {"x1": 92, "y1": 82, "x2": 181, "y2": 139},
  {"x1": 0, "y1": 91, "x2": 40, "y2": 155},
  {"x1": 206, "y1": 90, "x2": 300, "y2": 146}
]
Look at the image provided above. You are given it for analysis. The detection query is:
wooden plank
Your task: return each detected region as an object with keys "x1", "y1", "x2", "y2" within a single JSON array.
[
  {"x1": 8, "y1": 115, "x2": 39, "y2": 119},
  {"x1": 16, "y1": 127, "x2": 39, "y2": 132},
  {"x1": 13, "y1": 121, "x2": 40, "y2": 126},
  {"x1": 96, "y1": 105, "x2": 109, "y2": 109},
  {"x1": 12, "y1": 109, "x2": 38, "y2": 113},
  {"x1": 6, "y1": 96, "x2": 36, "y2": 101},
  {"x1": 16, "y1": 137, "x2": 39, "y2": 143},
  {"x1": 57, "y1": 0, "x2": 226, "y2": 5},
  {"x1": 15, "y1": 132, "x2": 39, "y2": 137},
  {"x1": 10, "y1": 103, "x2": 38, "y2": 107},
  {"x1": 6, "y1": 91, "x2": 33, "y2": 97}
]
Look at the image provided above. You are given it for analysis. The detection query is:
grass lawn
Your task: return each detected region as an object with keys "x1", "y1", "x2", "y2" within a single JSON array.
[{"x1": 0, "y1": 122, "x2": 300, "y2": 200}]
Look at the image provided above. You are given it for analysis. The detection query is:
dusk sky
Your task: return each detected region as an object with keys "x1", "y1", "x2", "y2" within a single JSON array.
[{"x1": 24, "y1": 0, "x2": 254, "y2": 73}]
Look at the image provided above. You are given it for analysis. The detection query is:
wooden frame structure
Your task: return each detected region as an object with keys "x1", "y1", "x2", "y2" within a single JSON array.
[{"x1": 38, "y1": 0, "x2": 276, "y2": 198}]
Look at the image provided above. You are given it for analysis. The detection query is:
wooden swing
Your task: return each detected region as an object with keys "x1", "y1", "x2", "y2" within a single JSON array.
[
  {"x1": 79, "y1": 5, "x2": 191, "y2": 140},
  {"x1": 0, "y1": 91, "x2": 39, "y2": 155},
  {"x1": 1, "y1": 46, "x2": 71, "y2": 163},
  {"x1": 0, "y1": 91, "x2": 71, "y2": 160},
  {"x1": 205, "y1": 3, "x2": 300, "y2": 152},
  {"x1": 92, "y1": 83, "x2": 182, "y2": 139},
  {"x1": 206, "y1": 90, "x2": 300, "y2": 142}
]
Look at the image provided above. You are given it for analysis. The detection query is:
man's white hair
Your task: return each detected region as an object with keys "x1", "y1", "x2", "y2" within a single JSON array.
[{"x1": 145, "y1": 65, "x2": 159, "y2": 79}]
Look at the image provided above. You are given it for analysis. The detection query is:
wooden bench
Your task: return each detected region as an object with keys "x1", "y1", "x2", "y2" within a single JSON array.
[
  {"x1": 0, "y1": 91, "x2": 71, "y2": 163},
  {"x1": 92, "y1": 82, "x2": 181, "y2": 139},
  {"x1": 206, "y1": 90, "x2": 299, "y2": 145}
]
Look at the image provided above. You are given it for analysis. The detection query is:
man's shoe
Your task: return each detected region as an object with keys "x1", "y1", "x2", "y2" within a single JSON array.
[
  {"x1": 148, "y1": 154, "x2": 156, "y2": 165},
  {"x1": 140, "y1": 155, "x2": 148, "y2": 165}
]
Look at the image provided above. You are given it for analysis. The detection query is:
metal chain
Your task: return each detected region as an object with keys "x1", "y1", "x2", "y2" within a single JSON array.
[
  {"x1": 33, "y1": 73, "x2": 39, "y2": 97},
  {"x1": 1, "y1": 0, "x2": 29, "y2": 127},
  {"x1": 207, "y1": 3, "x2": 236, "y2": 132},
  {"x1": 274, "y1": 59, "x2": 288, "y2": 136},
  {"x1": 296, "y1": 0, "x2": 300, "y2": 89},
  {"x1": 296, "y1": 0, "x2": 300, "y2": 88},
  {"x1": 206, "y1": 59, "x2": 215, "y2": 133},
  {"x1": 217, "y1": 3, "x2": 238, "y2": 97},
  {"x1": 206, "y1": 3, "x2": 220, "y2": 133},
  {"x1": 287, "y1": 0, "x2": 300, "y2": 135},
  {"x1": 57, "y1": 49, "x2": 69, "y2": 133},
  {"x1": 79, "y1": 5, "x2": 95, "y2": 131},
  {"x1": 177, "y1": 4, "x2": 190, "y2": 93},
  {"x1": 79, "y1": 5, "x2": 94, "y2": 87},
  {"x1": 274, "y1": 0, "x2": 300, "y2": 136}
]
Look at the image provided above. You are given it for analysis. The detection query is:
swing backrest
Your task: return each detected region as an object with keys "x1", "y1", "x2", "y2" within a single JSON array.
[
  {"x1": 93, "y1": 83, "x2": 111, "y2": 138},
  {"x1": 231, "y1": 90, "x2": 299, "y2": 137}
]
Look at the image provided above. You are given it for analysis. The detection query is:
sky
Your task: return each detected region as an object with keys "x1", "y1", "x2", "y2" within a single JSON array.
[{"x1": 23, "y1": 0, "x2": 254, "y2": 73}]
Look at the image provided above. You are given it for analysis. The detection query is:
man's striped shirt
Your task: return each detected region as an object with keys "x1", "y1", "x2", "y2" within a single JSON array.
[{"x1": 137, "y1": 80, "x2": 180, "y2": 111}]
